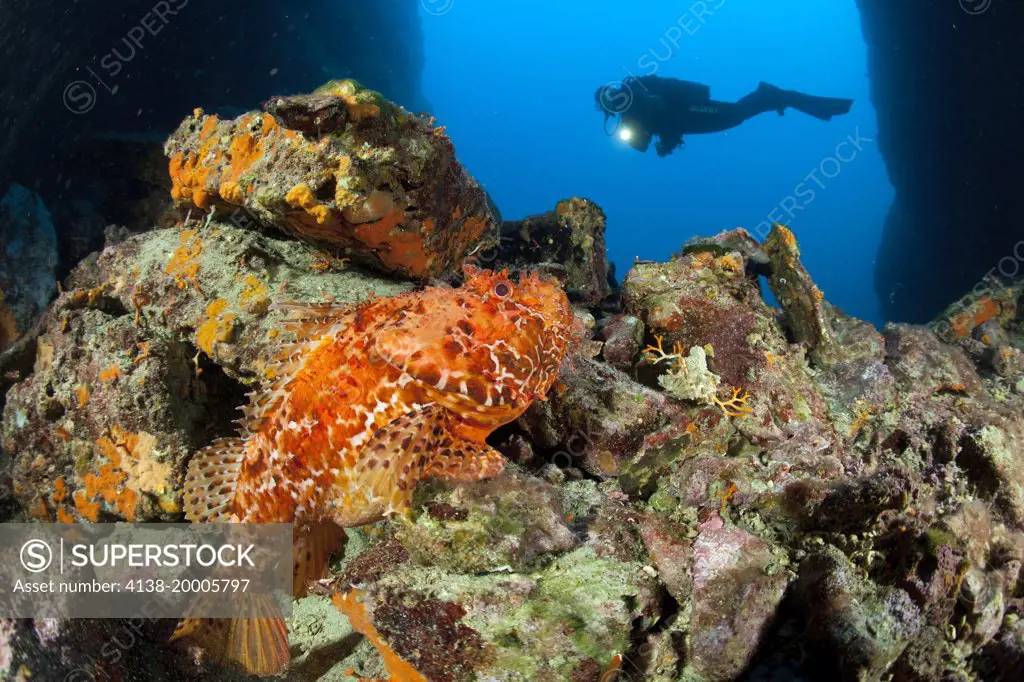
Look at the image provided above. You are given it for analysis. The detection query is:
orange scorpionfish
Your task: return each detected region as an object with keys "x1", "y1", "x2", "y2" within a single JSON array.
[{"x1": 172, "y1": 265, "x2": 574, "y2": 675}]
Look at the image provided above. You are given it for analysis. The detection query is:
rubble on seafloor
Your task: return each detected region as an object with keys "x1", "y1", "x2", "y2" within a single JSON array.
[{"x1": 0, "y1": 83, "x2": 1023, "y2": 682}]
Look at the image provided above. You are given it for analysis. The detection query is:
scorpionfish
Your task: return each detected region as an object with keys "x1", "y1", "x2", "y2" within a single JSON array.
[{"x1": 172, "y1": 265, "x2": 574, "y2": 675}]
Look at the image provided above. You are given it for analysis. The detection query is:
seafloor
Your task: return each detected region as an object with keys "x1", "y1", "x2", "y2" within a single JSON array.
[{"x1": 0, "y1": 82, "x2": 1022, "y2": 682}]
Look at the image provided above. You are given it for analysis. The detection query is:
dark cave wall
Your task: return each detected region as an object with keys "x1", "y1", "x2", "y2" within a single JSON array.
[
  {"x1": 0, "y1": 0, "x2": 426, "y2": 268},
  {"x1": 857, "y1": 0, "x2": 1024, "y2": 323}
]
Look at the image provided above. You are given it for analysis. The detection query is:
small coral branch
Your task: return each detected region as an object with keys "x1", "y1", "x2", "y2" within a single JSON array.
[
  {"x1": 309, "y1": 251, "x2": 350, "y2": 273},
  {"x1": 713, "y1": 387, "x2": 754, "y2": 418},
  {"x1": 644, "y1": 336, "x2": 725, "y2": 406},
  {"x1": 847, "y1": 399, "x2": 873, "y2": 437},
  {"x1": 642, "y1": 335, "x2": 686, "y2": 372},
  {"x1": 717, "y1": 482, "x2": 738, "y2": 514}
]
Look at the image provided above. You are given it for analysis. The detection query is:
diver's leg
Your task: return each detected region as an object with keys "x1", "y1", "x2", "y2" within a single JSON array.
[
  {"x1": 747, "y1": 82, "x2": 853, "y2": 121},
  {"x1": 681, "y1": 84, "x2": 791, "y2": 134},
  {"x1": 676, "y1": 102, "x2": 750, "y2": 134},
  {"x1": 735, "y1": 83, "x2": 789, "y2": 117}
]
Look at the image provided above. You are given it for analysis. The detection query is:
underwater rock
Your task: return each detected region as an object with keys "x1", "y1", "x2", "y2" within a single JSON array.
[
  {"x1": 599, "y1": 313, "x2": 644, "y2": 370},
  {"x1": 329, "y1": 546, "x2": 660, "y2": 682},
  {"x1": 970, "y1": 317, "x2": 1024, "y2": 379},
  {"x1": 164, "y1": 80, "x2": 498, "y2": 279},
  {"x1": 976, "y1": 613, "x2": 1024, "y2": 681},
  {"x1": 958, "y1": 567, "x2": 1006, "y2": 648},
  {"x1": 495, "y1": 198, "x2": 611, "y2": 306},
  {"x1": 762, "y1": 224, "x2": 839, "y2": 365},
  {"x1": 639, "y1": 511, "x2": 693, "y2": 602},
  {"x1": 879, "y1": 323, "x2": 1024, "y2": 526},
  {"x1": 518, "y1": 355, "x2": 683, "y2": 478},
  {"x1": 782, "y1": 468, "x2": 916, "y2": 534},
  {"x1": 0, "y1": 617, "x2": 178, "y2": 681},
  {"x1": 956, "y1": 421, "x2": 1024, "y2": 526},
  {"x1": 618, "y1": 410, "x2": 733, "y2": 499},
  {"x1": 642, "y1": 426, "x2": 845, "y2": 537},
  {"x1": 930, "y1": 285, "x2": 1024, "y2": 381},
  {"x1": 262, "y1": 91, "x2": 352, "y2": 135},
  {"x1": 1, "y1": 302, "x2": 213, "y2": 523},
  {"x1": 622, "y1": 241, "x2": 835, "y2": 446},
  {"x1": 811, "y1": 310, "x2": 895, "y2": 447},
  {"x1": 0, "y1": 184, "x2": 57, "y2": 351},
  {"x1": 680, "y1": 226, "x2": 770, "y2": 274},
  {"x1": 67, "y1": 221, "x2": 411, "y2": 384},
  {"x1": 884, "y1": 324, "x2": 984, "y2": 395},
  {"x1": 685, "y1": 511, "x2": 790, "y2": 682},
  {"x1": 931, "y1": 285, "x2": 1018, "y2": 346},
  {"x1": 795, "y1": 546, "x2": 922, "y2": 681},
  {"x1": 580, "y1": 489, "x2": 649, "y2": 564},
  {"x1": 1, "y1": 221, "x2": 410, "y2": 521},
  {"x1": 396, "y1": 473, "x2": 577, "y2": 573},
  {"x1": 638, "y1": 508, "x2": 790, "y2": 681}
]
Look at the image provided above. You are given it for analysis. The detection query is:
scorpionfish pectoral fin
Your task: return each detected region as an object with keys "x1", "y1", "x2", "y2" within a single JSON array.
[
  {"x1": 292, "y1": 522, "x2": 347, "y2": 598},
  {"x1": 339, "y1": 404, "x2": 507, "y2": 523},
  {"x1": 177, "y1": 438, "x2": 292, "y2": 676},
  {"x1": 345, "y1": 404, "x2": 445, "y2": 519},
  {"x1": 428, "y1": 438, "x2": 506, "y2": 483}
]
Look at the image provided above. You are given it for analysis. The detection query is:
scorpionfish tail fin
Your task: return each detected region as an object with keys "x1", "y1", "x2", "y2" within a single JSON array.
[{"x1": 171, "y1": 593, "x2": 289, "y2": 676}]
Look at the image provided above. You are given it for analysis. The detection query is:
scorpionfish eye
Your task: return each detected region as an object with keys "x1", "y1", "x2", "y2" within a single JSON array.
[{"x1": 492, "y1": 280, "x2": 513, "y2": 300}]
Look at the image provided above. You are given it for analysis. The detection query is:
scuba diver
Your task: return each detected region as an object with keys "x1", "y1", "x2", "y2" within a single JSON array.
[{"x1": 595, "y1": 76, "x2": 854, "y2": 156}]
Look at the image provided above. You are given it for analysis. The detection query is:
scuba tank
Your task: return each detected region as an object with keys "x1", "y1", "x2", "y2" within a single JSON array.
[{"x1": 674, "y1": 80, "x2": 712, "y2": 102}]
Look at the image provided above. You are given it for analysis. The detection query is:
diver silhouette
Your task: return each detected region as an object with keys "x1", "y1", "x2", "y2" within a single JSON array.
[{"x1": 596, "y1": 76, "x2": 854, "y2": 157}]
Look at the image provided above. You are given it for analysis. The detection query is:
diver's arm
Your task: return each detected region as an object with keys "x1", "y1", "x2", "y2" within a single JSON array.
[{"x1": 655, "y1": 131, "x2": 684, "y2": 157}]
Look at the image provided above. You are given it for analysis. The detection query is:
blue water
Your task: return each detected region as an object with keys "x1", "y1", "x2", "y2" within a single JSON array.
[{"x1": 419, "y1": 0, "x2": 893, "y2": 326}]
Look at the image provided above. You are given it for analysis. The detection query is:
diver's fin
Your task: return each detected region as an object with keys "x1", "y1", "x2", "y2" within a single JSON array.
[
  {"x1": 182, "y1": 438, "x2": 245, "y2": 523},
  {"x1": 427, "y1": 438, "x2": 506, "y2": 483},
  {"x1": 171, "y1": 594, "x2": 289, "y2": 676},
  {"x1": 754, "y1": 82, "x2": 852, "y2": 121},
  {"x1": 292, "y1": 522, "x2": 346, "y2": 598},
  {"x1": 788, "y1": 91, "x2": 854, "y2": 121}
]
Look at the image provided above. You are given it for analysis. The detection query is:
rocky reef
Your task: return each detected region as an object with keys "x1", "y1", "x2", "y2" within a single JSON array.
[{"x1": 3, "y1": 81, "x2": 1024, "y2": 682}]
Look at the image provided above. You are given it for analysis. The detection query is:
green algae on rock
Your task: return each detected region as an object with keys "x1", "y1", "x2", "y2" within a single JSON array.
[
  {"x1": 340, "y1": 546, "x2": 659, "y2": 682},
  {"x1": 398, "y1": 473, "x2": 577, "y2": 574}
]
